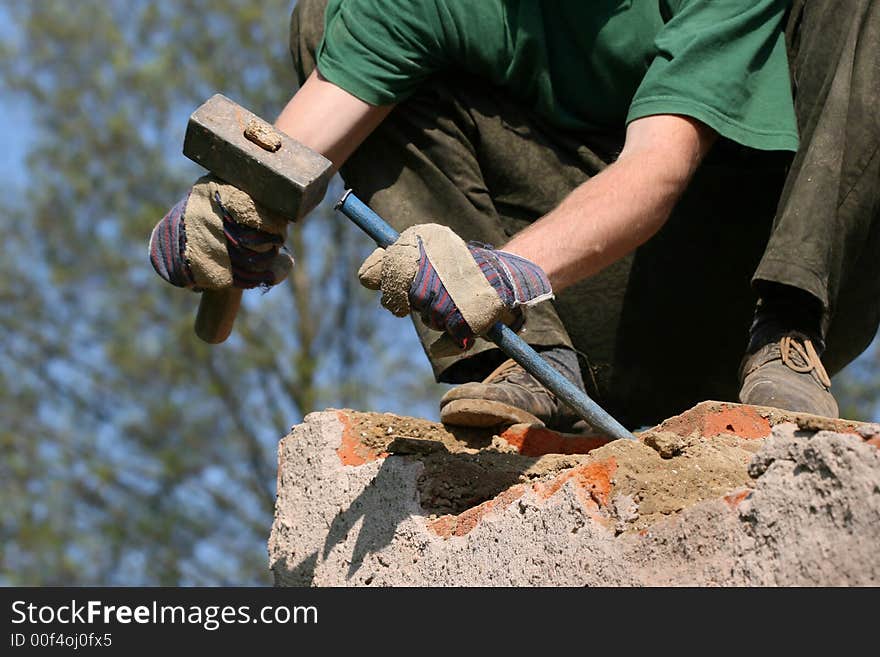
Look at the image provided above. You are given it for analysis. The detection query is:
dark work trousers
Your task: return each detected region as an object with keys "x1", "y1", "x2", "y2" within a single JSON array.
[
  {"x1": 755, "y1": 0, "x2": 880, "y2": 376},
  {"x1": 289, "y1": 0, "x2": 879, "y2": 428}
]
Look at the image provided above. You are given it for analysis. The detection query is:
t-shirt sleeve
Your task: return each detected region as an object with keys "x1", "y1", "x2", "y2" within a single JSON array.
[
  {"x1": 627, "y1": 0, "x2": 799, "y2": 152},
  {"x1": 316, "y1": 0, "x2": 446, "y2": 105}
]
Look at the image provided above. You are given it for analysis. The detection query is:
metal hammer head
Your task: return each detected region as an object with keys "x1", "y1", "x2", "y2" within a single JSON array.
[{"x1": 183, "y1": 94, "x2": 333, "y2": 220}]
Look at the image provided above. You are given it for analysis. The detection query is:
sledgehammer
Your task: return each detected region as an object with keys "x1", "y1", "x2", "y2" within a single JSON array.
[
  {"x1": 183, "y1": 94, "x2": 635, "y2": 442},
  {"x1": 183, "y1": 94, "x2": 335, "y2": 344}
]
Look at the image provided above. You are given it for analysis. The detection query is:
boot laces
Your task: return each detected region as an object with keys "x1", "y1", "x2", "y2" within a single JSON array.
[{"x1": 780, "y1": 334, "x2": 832, "y2": 388}]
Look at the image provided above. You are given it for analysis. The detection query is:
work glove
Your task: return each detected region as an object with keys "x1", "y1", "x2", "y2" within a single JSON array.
[
  {"x1": 149, "y1": 174, "x2": 294, "y2": 291},
  {"x1": 358, "y1": 224, "x2": 553, "y2": 355}
]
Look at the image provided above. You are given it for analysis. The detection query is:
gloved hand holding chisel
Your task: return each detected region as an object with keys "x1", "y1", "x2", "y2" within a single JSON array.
[{"x1": 357, "y1": 223, "x2": 553, "y2": 356}]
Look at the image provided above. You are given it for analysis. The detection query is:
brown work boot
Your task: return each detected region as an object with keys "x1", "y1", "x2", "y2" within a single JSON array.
[
  {"x1": 439, "y1": 357, "x2": 582, "y2": 431},
  {"x1": 738, "y1": 331, "x2": 839, "y2": 417}
]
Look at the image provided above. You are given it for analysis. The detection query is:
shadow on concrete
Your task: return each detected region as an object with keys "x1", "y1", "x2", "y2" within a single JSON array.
[
  {"x1": 321, "y1": 458, "x2": 417, "y2": 579},
  {"x1": 279, "y1": 550, "x2": 318, "y2": 587},
  {"x1": 320, "y1": 438, "x2": 546, "y2": 579}
]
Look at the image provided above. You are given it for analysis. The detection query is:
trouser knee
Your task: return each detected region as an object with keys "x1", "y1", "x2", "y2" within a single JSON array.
[{"x1": 289, "y1": 0, "x2": 329, "y2": 85}]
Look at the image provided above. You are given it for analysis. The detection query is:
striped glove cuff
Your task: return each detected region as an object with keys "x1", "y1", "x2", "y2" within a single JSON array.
[{"x1": 468, "y1": 242, "x2": 553, "y2": 308}]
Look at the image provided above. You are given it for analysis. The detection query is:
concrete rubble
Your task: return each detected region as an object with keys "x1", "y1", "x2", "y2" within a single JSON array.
[{"x1": 269, "y1": 401, "x2": 880, "y2": 586}]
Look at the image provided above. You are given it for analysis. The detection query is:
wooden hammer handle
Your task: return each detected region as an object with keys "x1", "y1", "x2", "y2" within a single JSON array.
[{"x1": 195, "y1": 288, "x2": 242, "y2": 344}]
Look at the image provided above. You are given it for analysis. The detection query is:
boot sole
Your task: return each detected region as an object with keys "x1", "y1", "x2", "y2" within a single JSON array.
[{"x1": 440, "y1": 399, "x2": 545, "y2": 428}]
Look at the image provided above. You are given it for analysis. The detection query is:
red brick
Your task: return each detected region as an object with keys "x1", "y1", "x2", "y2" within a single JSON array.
[
  {"x1": 723, "y1": 488, "x2": 752, "y2": 509},
  {"x1": 498, "y1": 424, "x2": 613, "y2": 457},
  {"x1": 534, "y1": 458, "x2": 617, "y2": 508},
  {"x1": 656, "y1": 401, "x2": 771, "y2": 440},
  {"x1": 427, "y1": 485, "x2": 528, "y2": 538},
  {"x1": 428, "y1": 458, "x2": 618, "y2": 538},
  {"x1": 335, "y1": 411, "x2": 387, "y2": 466},
  {"x1": 703, "y1": 406, "x2": 772, "y2": 440}
]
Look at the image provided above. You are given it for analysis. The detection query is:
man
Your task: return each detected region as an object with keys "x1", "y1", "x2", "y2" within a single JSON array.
[{"x1": 151, "y1": 0, "x2": 879, "y2": 431}]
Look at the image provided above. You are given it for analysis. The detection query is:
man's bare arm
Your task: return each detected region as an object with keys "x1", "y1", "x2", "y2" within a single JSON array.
[
  {"x1": 503, "y1": 114, "x2": 717, "y2": 292},
  {"x1": 274, "y1": 69, "x2": 394, "y2": 169},
  {"x1": 276, "y1": 75, "x2": 715, "y2": 296}
]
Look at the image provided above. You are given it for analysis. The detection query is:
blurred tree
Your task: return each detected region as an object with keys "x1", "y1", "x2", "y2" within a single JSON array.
[
  {"x1": 0, "y1": 0, "x2": 438, "y2": 585},
  {"x1": 835, "y1": 338, "x2": 880, "y2": 423}
]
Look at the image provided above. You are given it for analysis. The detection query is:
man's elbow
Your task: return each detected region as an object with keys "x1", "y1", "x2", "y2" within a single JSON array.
[{"x1": 619, "y1": 113, "x2": 717, "y2": 188}]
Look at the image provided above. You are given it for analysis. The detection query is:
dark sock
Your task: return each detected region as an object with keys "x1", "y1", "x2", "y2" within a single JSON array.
[{"x1": 748, "y1": 282, "x2": 825, "y2": 353}]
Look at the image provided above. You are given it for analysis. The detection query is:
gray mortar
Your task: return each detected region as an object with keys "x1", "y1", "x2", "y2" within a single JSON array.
[{"x1": 269, "y1": 414, "x2": 880, "y2": 586}]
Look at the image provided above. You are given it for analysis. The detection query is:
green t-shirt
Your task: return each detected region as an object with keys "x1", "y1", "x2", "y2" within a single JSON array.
[{"x1": 317, "y1": 0, "x2": 799, "y2": 151}]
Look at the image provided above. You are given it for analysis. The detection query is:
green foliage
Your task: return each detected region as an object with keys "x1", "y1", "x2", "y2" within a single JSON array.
[{"x1": 0, "y1": 0, "x2": 437, "y2": 585}]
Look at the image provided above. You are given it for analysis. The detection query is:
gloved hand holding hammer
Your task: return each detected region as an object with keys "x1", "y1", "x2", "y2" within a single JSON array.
[
  {"x1": 150, "y1": 174, "x2": 293, "y2": 291},
  {"x1": 148, "y1": 97, "x2": 335, "y2": 344}
]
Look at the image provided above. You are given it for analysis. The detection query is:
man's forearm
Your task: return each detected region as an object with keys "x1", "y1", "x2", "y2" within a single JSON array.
[{"x1": 503, "y1": 114, "x2": 716, "y2": 292}]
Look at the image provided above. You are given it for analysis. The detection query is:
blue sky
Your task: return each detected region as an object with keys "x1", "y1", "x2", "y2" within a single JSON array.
[
  {"x1": 0, "y1": 97, "x2": 33, "y2": 189},
  {"x1": 0, "y1": 99, "x2": 31, "y2": 189},
  {"x1": 1, "y1": 6, "x2": 31, "y2": 189}
]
